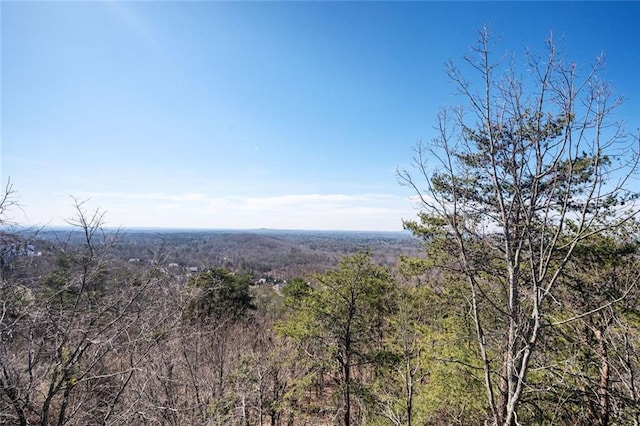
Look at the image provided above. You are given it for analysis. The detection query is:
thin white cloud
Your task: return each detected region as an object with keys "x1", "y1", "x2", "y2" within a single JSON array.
[{"x1": 33, "y1": 191, "x2": 417, "y2": 231}]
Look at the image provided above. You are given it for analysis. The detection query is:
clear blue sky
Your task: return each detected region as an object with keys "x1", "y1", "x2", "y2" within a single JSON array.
[{"x1": 2, "y1": 1, "x2": 638, "y2": 231}]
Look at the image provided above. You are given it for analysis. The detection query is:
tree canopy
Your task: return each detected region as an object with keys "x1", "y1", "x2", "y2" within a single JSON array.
[{"x1": 399, "y1": 26, "x2": 639, "y2": 425}]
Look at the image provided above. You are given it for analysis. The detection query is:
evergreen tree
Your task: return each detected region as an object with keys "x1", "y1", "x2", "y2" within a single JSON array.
[
  {"x1": 279, "y1": 252, "x2": 393, "y2": 425},
  {"x1": 399, "y1": 27, "x2": 639, "y2": 425}
]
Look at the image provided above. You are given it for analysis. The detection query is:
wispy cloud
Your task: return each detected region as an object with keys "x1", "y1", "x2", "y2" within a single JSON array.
[{"x1": 50, "y1": 191, "x2": 417, "y2": 231}]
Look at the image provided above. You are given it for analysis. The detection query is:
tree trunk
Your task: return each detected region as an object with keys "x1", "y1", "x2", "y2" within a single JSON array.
[{"x1": 595, "y1": 329, "x2": 610, "y2": 426}]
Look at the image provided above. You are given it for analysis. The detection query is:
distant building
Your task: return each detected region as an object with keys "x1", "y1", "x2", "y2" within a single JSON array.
[{"x1": 0, "y1": 240, "x2": 41, "y2": 267}]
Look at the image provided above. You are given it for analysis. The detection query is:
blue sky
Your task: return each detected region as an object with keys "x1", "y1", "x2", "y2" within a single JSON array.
[{"x1": 2, "y1": 1, "x2": 639, "y2": 231}]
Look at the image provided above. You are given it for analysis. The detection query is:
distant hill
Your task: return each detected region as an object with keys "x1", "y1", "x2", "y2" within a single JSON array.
[{"x1": 26, "y1": 228, "x2": 420, "y2": 279}]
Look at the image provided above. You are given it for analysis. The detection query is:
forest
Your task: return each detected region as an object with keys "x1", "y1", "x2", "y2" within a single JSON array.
[{"x1": 2, "y1": 30, "x2": 640, "y2": 426}]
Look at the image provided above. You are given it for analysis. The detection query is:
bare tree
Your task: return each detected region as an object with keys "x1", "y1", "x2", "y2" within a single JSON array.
[
  {"x1": 0, "y1": 179, "x2": 19, "y2": 226},
  {"x1": 399, "y1": 27, "x2": 639, "y2": 425},
  {"x1": 540, "y1": 231, "x2": 640, "y2": 425},
  {"x1": 0, "y1": 199, "x2": 172, "y2": 425}
]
